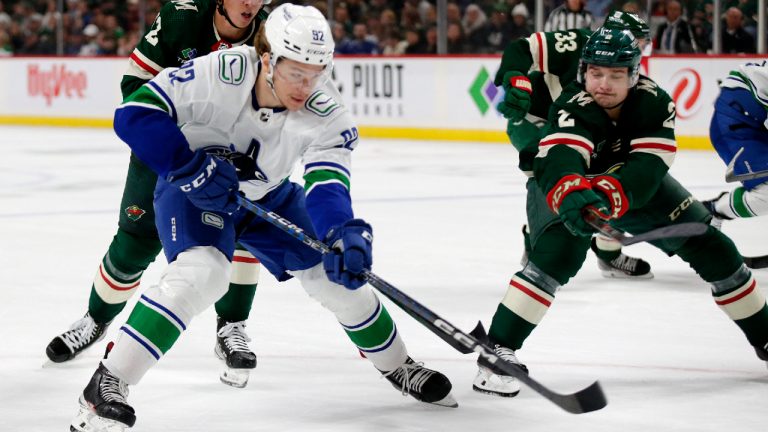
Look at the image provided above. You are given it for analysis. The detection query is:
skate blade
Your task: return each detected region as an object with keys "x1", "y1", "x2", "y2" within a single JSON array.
[
  {"x1": 600, "y1": 270, "x2": 654, "y2": 280},
  {"x1": 220, "y1": 367, "x2": 250, "y2": 388},
  {"x1": 70, "y1": 405, "x2": 129, "y2": 432},
  {"x1": 428, "y1": 392, "x2": 459, "y2": 408},
  {"x1": 472, "y1": 384, "x2": 520, "y2": 398}
]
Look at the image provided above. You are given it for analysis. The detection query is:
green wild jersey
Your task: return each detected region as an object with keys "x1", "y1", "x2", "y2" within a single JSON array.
[
  {"x1": 495, "y1": 29, "x2": 592, "y2": 119},
  {"x1": 534, "y1": 76, "x2": 678, "y2": 210},
  {"x1": 122, "y1": 0, "x2": 267, "y2": 98}
]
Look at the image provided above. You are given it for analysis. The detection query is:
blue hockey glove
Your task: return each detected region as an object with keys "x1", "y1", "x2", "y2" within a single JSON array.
[
  {"x1": 496, "y1": 71, "x2": 532, "y2": 122},
  {"x1": 323, "y1": 219, "x2": 373, "y2": 290},
  {"x1": 546, "y1": 174, "x2": 610, "y2": 237},
  {"x1": 167, "y1": 150, "x2": 240, "y2": 214}
]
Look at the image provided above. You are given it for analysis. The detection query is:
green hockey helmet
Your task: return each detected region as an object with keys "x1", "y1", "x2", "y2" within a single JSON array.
[
  {"x1": 578, "y1": 27, "x2": 642, "y2": 87},
  {"x1": 602, "y1": 11, "x2": 650, "y2": 42}
]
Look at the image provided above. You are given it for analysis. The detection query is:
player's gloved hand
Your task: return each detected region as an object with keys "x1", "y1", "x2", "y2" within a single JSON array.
[
  {"x1": 496, "y1": 71, "x2": 532, "y2": 121},
  {"x1": 546, "y1": 174, "x2": 610, "y2": 237},
  {"x1": 323, "y1": 219, "x2": 373, "y2": 290},
  {"x1": 590, "y1": 174, "x2": 630, "y2": 219},
  {"x1": 167, "y1": 149, "x2": 240, "y2": 214}
]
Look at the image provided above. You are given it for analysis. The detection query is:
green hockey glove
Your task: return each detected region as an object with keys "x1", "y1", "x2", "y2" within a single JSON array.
[
  {"x1": 546, "y1": 174, "x2": 611, "y2": 237},
  {"x1": 496, "y1": 71, "x2": 532, "y2": 121}
]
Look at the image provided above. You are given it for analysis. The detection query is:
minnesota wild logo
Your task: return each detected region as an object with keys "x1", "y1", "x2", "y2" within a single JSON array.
[{"x1": 125, "y1": 205, "x2": 146, "y2": 221}]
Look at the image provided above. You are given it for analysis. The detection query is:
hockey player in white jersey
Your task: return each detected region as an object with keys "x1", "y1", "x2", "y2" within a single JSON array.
[
  {"x1": 703, "y1": 61, "x2": 768, "y2": 223},
  {"x1": 70, "y1": 4, "x2": 455, "y2": 431}
]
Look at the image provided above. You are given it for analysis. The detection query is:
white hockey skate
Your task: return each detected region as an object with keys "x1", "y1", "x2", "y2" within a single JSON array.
[
  {"x1": 214, "y1": 316, "x2": 257, "y2": 388},
  {"x1": 472, "y1": 344, "x2": 528, "y2": 398}
]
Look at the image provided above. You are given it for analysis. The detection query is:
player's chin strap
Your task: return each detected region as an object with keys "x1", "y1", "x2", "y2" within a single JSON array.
[
  {"x1": 216, "y1": 0, "x2": 252, "y2": 30},
  {"x1": 265, "y1": 54, "x2": 280, "y2": 101}
]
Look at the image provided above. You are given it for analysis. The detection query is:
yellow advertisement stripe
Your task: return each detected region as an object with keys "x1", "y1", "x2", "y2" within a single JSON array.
[{"x1": 0, "y1": 117, "x2": 715, "y2": 150}]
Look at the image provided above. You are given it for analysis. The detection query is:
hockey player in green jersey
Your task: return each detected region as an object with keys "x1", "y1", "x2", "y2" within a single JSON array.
[
  {"x1": 472, "y1": 28, "x2": 768, "y2": 398},
  {"x1": 495, "y1": 11, "x2": 655, "y2": 279},
  {"x1": 46, "y1": 0, "x2": 269, "y2": 389}
]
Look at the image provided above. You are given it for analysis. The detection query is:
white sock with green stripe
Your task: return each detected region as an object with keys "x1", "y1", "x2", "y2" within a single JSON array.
[
  {"x1": 104, "y1": 247, "x2": 231, "y2": 384},
  {"x1": 715, "y1": 184, "x2": 768, "y2": 219},
  {"x1": 292, "y1": 264, "x2": 407, "y2": 372}
]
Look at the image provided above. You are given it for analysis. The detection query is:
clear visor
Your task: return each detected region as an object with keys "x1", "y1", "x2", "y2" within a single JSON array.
[
  {"x1": 585, "y1": 64, "x2": 633, "y2": 88},
  {"x1": 638, "y1": 38, "x2": 653, "y2": 57},
  {"x1": 273, "y1": 60, "x2": 329, "y2": 89}
]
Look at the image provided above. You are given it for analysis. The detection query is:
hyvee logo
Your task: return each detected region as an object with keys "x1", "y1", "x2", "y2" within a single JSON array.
[
  {"x1": 669, "y1": 68, "x2": 701, "y2": 119},
  {"x1": 27, "y1": 64, "x2": 87, "y2": 106}
]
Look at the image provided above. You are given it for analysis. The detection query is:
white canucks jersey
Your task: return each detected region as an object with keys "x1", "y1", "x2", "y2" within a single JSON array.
[
  {"x1": 721, "y1": 60, "x2": 768, "y2": 120},
  {"x1": 119, "y1": 45, "x2": 357, "y2": 202}
]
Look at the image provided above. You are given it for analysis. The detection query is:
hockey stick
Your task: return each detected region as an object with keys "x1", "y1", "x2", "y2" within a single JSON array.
[
  {"x1": 743, "y1": 255, "x2": 768, "y2": 269},
  {"x1": 236, "y1": 195, "x2": 607, "y2": 414},
  {"x1": 725, "y1": 147, "x2": 768, "y2": 183},
  {"x1": 582, "y1": 208, "x2": 709, "y2": 246}
]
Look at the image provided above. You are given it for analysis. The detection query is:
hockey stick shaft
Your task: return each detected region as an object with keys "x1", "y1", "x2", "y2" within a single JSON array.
[
  {"x1": 725, "y1": 147, "x2": 768, "y2": 183},
  {"x1": 236, "y1": 195, "x2": 607, "y2": 414},
  {"x1": 583, "y1": 208, "x2": 708, "y2": 246},
  {"x1": 743, "y1": 255, "x2": 768, "y2": 269}
]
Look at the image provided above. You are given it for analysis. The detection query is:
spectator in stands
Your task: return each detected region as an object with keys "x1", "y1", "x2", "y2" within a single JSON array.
[
  {"x1": 381, "y1": 28, "x2": 408, "y2": 55},
  {"x1": 654, "y1": 0, "x2": 699, "y2": 53},
  {"x1": 447, "y1": 2, "x2": 462, "y2": 24},
  {"x1": 690, "y1": 6, "x2": 712, "y2": 53},
  {"x1": 509, "y1": 3, "x2": 533, "y2": 41},
  {"x1": 423, "y1": 24, "x2": 438, "y2": 54},
  {"x1": 544, "y1": 0, "x2": 594, "y2": 31},
  {"x1": 333, "y1": 2, "x2": 354, "y2": 34},
  {"x1": 337, "y1": 23, "x2": 380, "y2": 54},
  {"x1": 332, "y1": 21, "x2": 351, "y2": 50},
  {"x1": 446, "y1": 21, "x2": 468, "y2": 53},
  {"x1": 404, "y1": 27, "x2": 426, "y2": 54},
  {"x1": 78, "y1": 22, "x2": 99, "y2": 56},
  {"x1": 462, "y1": 4, "x2": 489, "y2": 52},
  {"x1": 722, "y1": 6, "x2": 755, "y2": 53},
  {"x1": 485, "y1": 7, "x2": 513, "y2": 53},
  {"x1": 0, "y1": 29, "x2": 11, "y2": 56}
]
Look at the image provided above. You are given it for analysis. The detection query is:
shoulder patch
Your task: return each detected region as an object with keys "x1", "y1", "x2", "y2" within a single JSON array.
[
  {"x1": 172, "y1": 0, "x2": 199, "y2": 12},
  {"x1": 305, "y1": 91, "x2": 341, "y2": 117},
  {"x1": 218, "y1": 51, "x2": 247, "y2": 85}
]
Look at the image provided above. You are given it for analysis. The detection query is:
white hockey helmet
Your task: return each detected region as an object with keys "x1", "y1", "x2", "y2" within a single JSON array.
[{"x1": 264, "y1": 3, "x2": 334, "y2": 69}]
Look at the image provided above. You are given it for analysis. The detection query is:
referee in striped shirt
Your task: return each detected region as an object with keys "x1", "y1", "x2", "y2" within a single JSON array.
[{"x1": 544, "y1": 0, "x2": 595, "y2": 31}]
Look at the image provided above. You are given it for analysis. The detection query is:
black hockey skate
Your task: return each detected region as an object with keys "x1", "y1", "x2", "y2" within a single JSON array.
[
  {"x1": 591, "y1": 238, "x2": 653, "y2": 279},
  {"x1": 473, "y1": 343, "x2": 529, "y2": 398},
  {"x1": 46, "y1": 312, "x2": 109, "y2": 363},
  {"x1": 214, "y1": 316, "x2": 257, "y2": 388},
  {"x1": 755, "y1": 342, "x2": 768, "y2": 367},
  {"x1": 382, "y1": 357, "x2": 457, "y2": 408},
  {"x1": 70, "y1": 362, "x2": 135, "y2": 432}
]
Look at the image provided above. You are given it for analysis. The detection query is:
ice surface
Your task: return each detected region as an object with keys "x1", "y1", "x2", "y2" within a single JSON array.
[{"x1": 1, "y1": 126, "x2": 766, "y2": 431}]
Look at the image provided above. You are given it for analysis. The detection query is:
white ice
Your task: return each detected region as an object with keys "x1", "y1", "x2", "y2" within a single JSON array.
[{"x1": 0, "y1": 126, "x2": 766, "y2": 432}]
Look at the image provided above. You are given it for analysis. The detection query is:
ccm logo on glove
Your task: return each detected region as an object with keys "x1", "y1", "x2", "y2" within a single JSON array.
[
  {"x1": 591, "y1": 175, "x2": 629, "y2": 219},
  {"x1": 547, "y1": 174, "x2": 590, "y2": 214},
  {"x1": 179, "y1": 158, "x2": 218, "y2": 191}
]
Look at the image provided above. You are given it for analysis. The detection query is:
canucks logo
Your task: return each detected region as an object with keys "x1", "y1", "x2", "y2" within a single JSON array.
[
  {"x1": 204, "y1": 139, "x2": 268, "y2": 183},
  {"x1": 124, "y1": 205, "x2": 146, "y2": 221}
]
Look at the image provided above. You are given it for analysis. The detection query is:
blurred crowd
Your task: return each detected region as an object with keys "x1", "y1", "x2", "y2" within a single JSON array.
[{"x1": 0, "y1": 0, "x2": 761, "y2": 57}]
